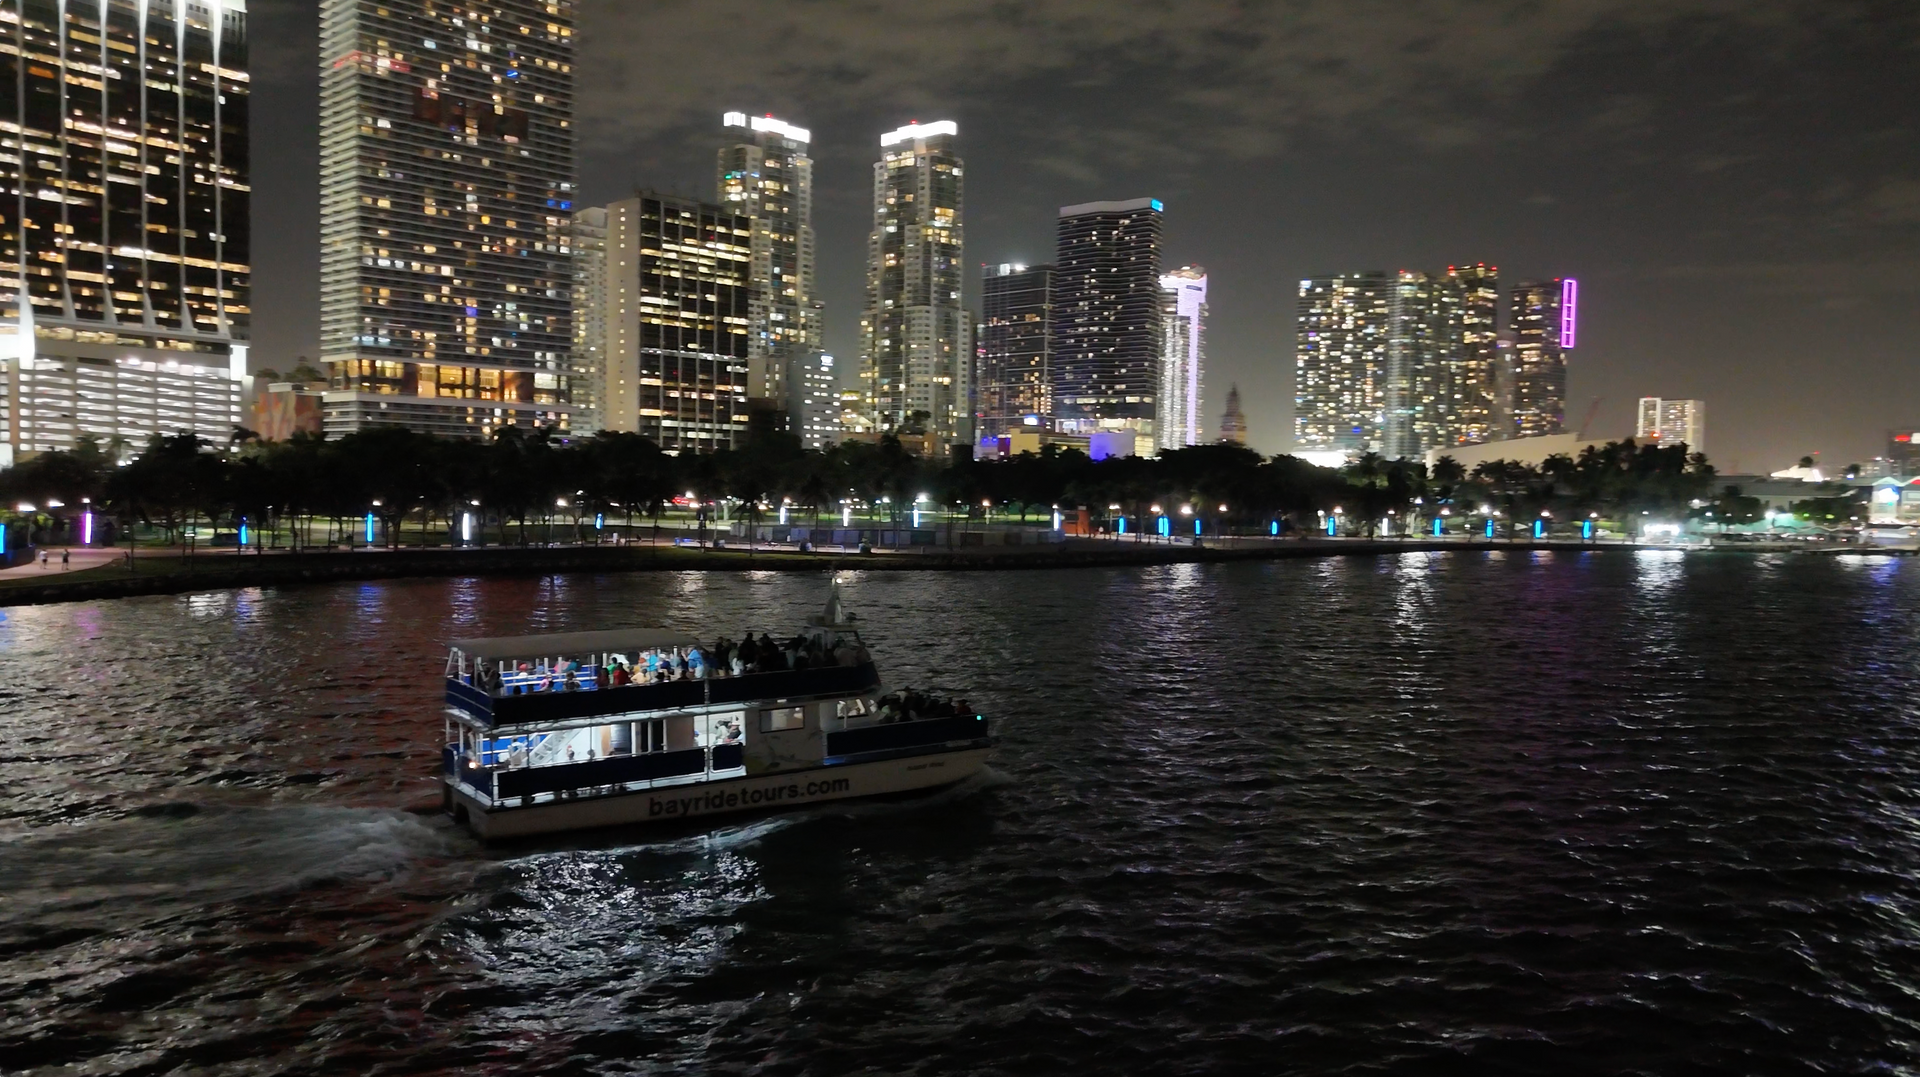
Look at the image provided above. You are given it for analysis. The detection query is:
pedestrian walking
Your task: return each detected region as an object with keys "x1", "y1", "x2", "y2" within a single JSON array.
[
  {"x1": 61, "y1": 549, "x2": 70, "y2": 570},
  {"x1": 40, "y1": 550, "x2": 48, "y2": 569}
]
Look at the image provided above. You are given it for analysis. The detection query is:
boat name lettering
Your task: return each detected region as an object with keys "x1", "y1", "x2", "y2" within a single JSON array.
[{"x1": 648, "y1": 777, "x2": 853, "y2": 818}]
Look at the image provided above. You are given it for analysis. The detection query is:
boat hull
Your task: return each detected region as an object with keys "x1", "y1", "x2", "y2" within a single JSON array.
[{"x1": 449, "y1": 747, "x2": 993, "y2": 840}]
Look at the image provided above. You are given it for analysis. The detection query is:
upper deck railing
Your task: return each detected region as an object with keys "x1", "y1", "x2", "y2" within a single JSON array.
[{"x1": 446, "y1": 661, "x2": 882, "y2": 727}]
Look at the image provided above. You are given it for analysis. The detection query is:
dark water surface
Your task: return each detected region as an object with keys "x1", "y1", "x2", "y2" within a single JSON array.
[{"x1": 3, "y1": 551, "x2": 1919, "y2": 1075}]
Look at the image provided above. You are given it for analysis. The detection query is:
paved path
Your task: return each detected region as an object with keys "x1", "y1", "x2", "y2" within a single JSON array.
[{"x1": 0, "y1": 547, "x2": 124, "y2": 579}]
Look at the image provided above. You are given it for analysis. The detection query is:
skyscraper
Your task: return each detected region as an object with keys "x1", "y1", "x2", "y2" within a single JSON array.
[
  {"x1": 1508, "y1": 278, "x2": 1576, "y2": 438},
  {"x1": 1636, "y1": 397, "x2": 1705, "y2": 453},
  {"x1": 976, "y1": 262, "x2": 1053, "y2": 439},
  {"x1": 716, "y1": 112, "x2": 815, "y2": 424},
  {"x1": 1445, "y1": 264, "x2": 1499, "y2": 446},
  {"x1": 1295, "y1": 273, "x2": 1391, "y2": 453},
  {"x1": 1052, "y1": 198, "x2": 1163, "y2": 454},
  {"x1": 859, "y1": 120, "x2": 968, "y2": 451},
  {"x1": 1157, "y1": 266, "x2": 1207, "y2": 452},
  {"x1": 317, "y1": 0, "x2": 575, "y2": 438},
  {"x1": 2, "y1": 0, "x2": 250, "y2": 458},
  {"x1": 569, "y1": 206, "x2": 607, "y2": 434},
  {"x1": 598, "y1": 194, "x2": 751, "y2": 451},
  {"x1": 1383, "y1": 270, "x2": 1443, "y2": 459}
]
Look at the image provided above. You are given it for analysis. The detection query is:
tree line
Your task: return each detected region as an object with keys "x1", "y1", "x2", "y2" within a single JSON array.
[{"x1": 0, "y1": 424, "x2": 1853, "y2": 549}]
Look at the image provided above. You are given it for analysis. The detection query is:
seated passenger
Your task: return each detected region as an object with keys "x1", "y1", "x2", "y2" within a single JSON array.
[
  {"x1": 609, "y1": 664, "x2": 630, "y2": 688},
  {"x1": 563, "y1": 670, "x2": 581, "y2": 692},
  {"x1": 722, "y1": 722, "x2": 743, "y2": 745}
]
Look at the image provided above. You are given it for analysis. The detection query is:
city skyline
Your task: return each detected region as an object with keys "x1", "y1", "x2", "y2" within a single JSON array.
[{"x1": 231, "y1": 2, "x2": 1920, "y2": 471}]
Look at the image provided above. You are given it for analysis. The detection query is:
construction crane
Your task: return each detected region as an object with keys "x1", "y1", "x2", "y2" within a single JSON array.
[{"x1": 1574, "y1": 397, "x2": 1603, "y2": 441}]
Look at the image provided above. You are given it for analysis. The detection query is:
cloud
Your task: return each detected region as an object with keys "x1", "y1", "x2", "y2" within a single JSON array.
[{"x1": 572, "y1": 0, "x2": 1823, "y2": 164}]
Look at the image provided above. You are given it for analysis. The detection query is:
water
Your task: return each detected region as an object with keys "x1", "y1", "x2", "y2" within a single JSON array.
[{"x1": 2, "y1": 551, "x2": 1918, "y2": 1075}]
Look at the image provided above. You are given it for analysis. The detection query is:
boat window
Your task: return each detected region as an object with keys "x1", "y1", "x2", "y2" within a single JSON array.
[
  {"x1": 635, "y1": 719, "x2": 667, "y2": 754},
  {"x1": 761, "y1": 706, "x2": 805, "y2": 733},
  {"x1": 836, "y1": 697, "x2": 873, "y2": 718}
]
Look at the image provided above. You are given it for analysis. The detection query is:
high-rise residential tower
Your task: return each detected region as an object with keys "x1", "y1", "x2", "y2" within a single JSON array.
[
  {"x1": 598, "y1": 194, "x2": 751, "y2": 451},
  {"x1": 2, "y1": 0, "x2": 250, "y2": 458},
  {"x1": 1382, "y1": 264, "x2": 1502, "y2": 459},
  {"x1": 317, "y1": 0, "x2": 575, "y2": 438},
  {"x1": 1382, "y1": 270, "x2": 1444, "y2": 459},
  {"x1": 1295, "y1": 273, "x2": 1391, "y2": 453},
  {"x1": 859, "y1": 120, "x2": 968, "y2": 451},
  {"x1": 1508, "y1": 278, "x2": 1576, "y2": 439},
  {"x1": 569, "y1": 206, "x2": 607, "y2": 434},
  {"x1": 791, "y1": 351, "x2": 839, "y2": 451},
  {"x1": 1051, "y1": 198, "x2": 1163, "y2": 454},
  {"x1": 976, "y1": 262, "x2": 1053, "y2": 440},
  {"x1": 716, "y1": 112, "x2": 815, "y2": 424},
  {"x1": 1446, "y1": 263, "x2": 1499, "y2": 446},
  {"x1": 1157, "y1": 266, "x2": 1207, "y2": 452},
  {"x1": 1636, "y1": 397, "x2": 1704, "y2": 453}
]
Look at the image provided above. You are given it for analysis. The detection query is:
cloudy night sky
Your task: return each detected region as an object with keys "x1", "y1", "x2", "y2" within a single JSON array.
[{"x1": 248, "y1": 0, "x2": 1920, "y2": 472}]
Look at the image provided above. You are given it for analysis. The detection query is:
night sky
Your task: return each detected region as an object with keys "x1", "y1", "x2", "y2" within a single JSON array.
[{"x1": 250, "y1": 1, "x2": 1920, "y2": 472}]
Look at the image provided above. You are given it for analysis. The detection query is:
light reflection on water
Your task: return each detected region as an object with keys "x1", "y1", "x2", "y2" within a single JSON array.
[{"x1": 0, "y1": 553, "x2": 1916, "y2": 1074}]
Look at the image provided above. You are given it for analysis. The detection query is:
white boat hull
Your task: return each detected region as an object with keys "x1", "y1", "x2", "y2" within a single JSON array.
[{"x1": 450, "y1": 748, "x2": 993, "y2": 840}]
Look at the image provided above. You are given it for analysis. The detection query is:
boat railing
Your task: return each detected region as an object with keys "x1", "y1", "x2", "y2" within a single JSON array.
[
  {"x1": 447, "y1": 743, "x2": 752, "y2": 807},
  {"x1": 824, "y1": 714, "x2": 991, "y2": 761},
  {"x1": 446, "y1": 662, "x2": 882, "y2": 727}
]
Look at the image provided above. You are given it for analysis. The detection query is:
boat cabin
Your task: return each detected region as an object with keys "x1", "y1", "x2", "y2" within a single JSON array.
[{"x1": 441, "y1": 625, "x2": 985, "y2": 813}]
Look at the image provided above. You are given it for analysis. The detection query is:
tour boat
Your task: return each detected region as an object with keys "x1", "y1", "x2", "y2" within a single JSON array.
[{"x1": 439, "y1": 589, "x2": 994, "y2": 840}]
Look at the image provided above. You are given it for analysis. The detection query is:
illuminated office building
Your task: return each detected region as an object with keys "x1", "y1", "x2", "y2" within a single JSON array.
[
  {"x1": 1052, "y1": 198, "x2": 1163, "y2": 453},
  {"x1": 569, "y1": 205, "x2": 606, "y2": 434},
  {"x1": 317, "y1": 0, "x2": 575, "y2": 438},
  {"x1": 1157, "y1": 265, "x2": 1206, "y2": 452},
  {"x1": 598, "y1": 193, "x2": 751, "y2": 451},
  {"x1": 1508, "y1": 278, "x2": 1576, "y2": 438},
  {"x1": 1636, "y1": 397, "x2": 1704, "y2": 453},
  {"x1": 1295, "y1": 273, "x2": 1391, "y2": 453},
  {"x1": 1, "y1": 0, "x2": 250, "y2": 458},
  {"x1": 976, "y1": 262, "x2": 1052, "y2": 439},
  {"x1": 716, "y1": 112, "x2": 815, "y2": 424},
  {"x1": 859, "y1": 120, "x2": 969, "y2": 451}
]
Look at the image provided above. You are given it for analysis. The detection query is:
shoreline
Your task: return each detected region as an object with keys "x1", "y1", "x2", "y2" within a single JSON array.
[{"x1": 0, "y1": 538, "x2": 1909, "y2": 608}]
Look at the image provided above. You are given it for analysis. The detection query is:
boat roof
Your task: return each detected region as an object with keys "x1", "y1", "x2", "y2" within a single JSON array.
[{"x1": 449, "y1": 629, "x2": 698, "y2": 660}]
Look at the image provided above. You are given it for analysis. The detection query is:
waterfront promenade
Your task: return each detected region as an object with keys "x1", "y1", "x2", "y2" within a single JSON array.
[{"x1": 0, "y1": 531, "x2": 1910, "y2": 608}]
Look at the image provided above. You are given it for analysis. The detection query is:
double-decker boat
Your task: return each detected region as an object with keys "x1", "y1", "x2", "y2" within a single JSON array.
[{"x1": 439, "y1": 590, "x2": 994, "y2": 840}]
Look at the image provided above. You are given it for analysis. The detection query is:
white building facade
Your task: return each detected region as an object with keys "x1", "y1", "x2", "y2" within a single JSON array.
[{"x1": 1156, "y1": 266, "x2": 1207, "y2": 452}]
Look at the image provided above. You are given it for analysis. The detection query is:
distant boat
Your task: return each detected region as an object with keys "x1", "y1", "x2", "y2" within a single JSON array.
[{"x1": 438, "y1": 585, "x2": 994, "y2": 840}]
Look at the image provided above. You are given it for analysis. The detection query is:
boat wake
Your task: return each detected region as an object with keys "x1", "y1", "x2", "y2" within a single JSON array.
[{"x1": 0, "y1": 803, "x2": 457, "y2": 927}]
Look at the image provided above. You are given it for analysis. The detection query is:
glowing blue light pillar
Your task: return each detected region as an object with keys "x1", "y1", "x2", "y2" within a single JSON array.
[
  {"x1": 1484, "y1": 519, "x2": 1495, "y2": 539},
  {"x1": 239, "y1": 519, "x2": 249, "y2": 546},
  {"x1": 1193, "y1": 519, "x2": 1201, "y2": 536},
  {"x1": 1533, "y1": 519, "x2": 1545, "y2": 539},
  {"x1": 1433, "y1": 518, "x2": 1444, "y2": 537},
  {"x1": 595, "y1": 513, "x2": 605, "y2": 530},
  {"x1": 1582, "y1": 519, "x2": 1592, "y2": 540},
  {"x1": 364, "y1": 512, "x2": 376, "y2": 544},
  {"x1": 1269, "y1": 520, "x2": 1279, "y2": 536},
  {"x1": 1118, "y1": 517, "x2": 1127, "y2": 535},
  {"x1": 1326, "y1": 517, "x2": 1336, "y2": 537},
  {"x1": 1157, "y1": 516, "x2": 1170, "y2": 537}
]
